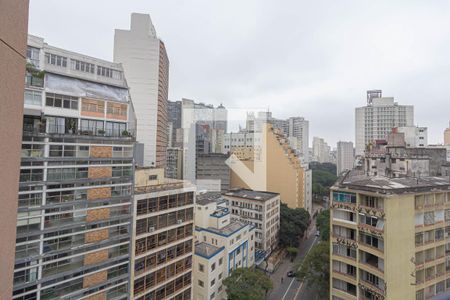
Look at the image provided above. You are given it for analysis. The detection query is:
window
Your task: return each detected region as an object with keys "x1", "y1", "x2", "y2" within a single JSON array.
[
  {"x1": 210, "y1": 279, "x2": 215, "y2": 287},
  {"x1": 24, "y1": 90, "x2": 42, "y2": 106},
  {"x1": 81, "y1": 99, "x2": 104, "y2": 113},
  {"x1": 199, "y1": 264, "x2": 204, "y2": 272},
  {"x1": 45, "y1": 93, "x2": 78, "y2": 110},
  {"x1": 211, "y1": 263, "x2": 216, "y2": 271},
  {"x1": 81, "y1": 119, "x2": 104, "y2": 134},
  {"x1": 219, "y1": 258, "x2": 223, "y2": 265},
  {"x1": 45, "y1": 53, "x2": 67, "y2": 67},
  {"x1": 70, "y1": 59, "x2": 95, "y2": 73},
  {"x1": 210, "y1": 293, "x2": 215, "y2": 300},
  {"x1": 218, "y1": 272, "x2": 222, "y2": 280},
  {"x1": 97, "y1": 65, "x2": 122, "y2": 79},
  {"x1": 107, "y1": 102, "x2": 127, "y2": 116},
  {"x1": 27, "y1": 46, "x2": 40, "y2": 67},
  {"x1": 198, "y1": 280, "x2": 204, "y2": 287},
  {"x1": 106, "y1": 121, "x2": 127, "y2": 136}
]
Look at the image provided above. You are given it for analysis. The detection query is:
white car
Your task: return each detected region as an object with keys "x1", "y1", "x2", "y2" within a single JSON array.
[{"x1": 315, "y1": 231, "x2": 320, "y2": 237}]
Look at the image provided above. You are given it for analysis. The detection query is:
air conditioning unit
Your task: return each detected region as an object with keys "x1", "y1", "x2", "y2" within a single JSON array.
[
  {"x1": 177, "y1": 219, "x2": 183, "y2": 224},
  {"x1": 149, "y1": 226, "x2": 155, "y2": 232}
]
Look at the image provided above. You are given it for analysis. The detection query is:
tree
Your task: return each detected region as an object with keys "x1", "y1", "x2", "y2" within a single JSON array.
[
  {"x1": 296, "y1": 241, "x2": 330, "y2": 298},
  {"x1": 310, "y1": 162, "x2": 337, "y2": 200},
  {"x1": 316, "y1": 209, "x2": 330, "y2": 241},
  {"x1": 279, "y1": 203, "x2": 310, "y2": 247},
  {"x1": 286, "y1": 246, "x2": 299, "y2": 262},
  {"x1": 223, "y1": 268, "x2": 273, "y2": 300}
]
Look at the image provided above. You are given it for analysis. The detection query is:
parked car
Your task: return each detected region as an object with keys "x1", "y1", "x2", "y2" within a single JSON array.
[
  {"x1": 315, "y1": 230, "x2": 320, "y2": 237},
  {"x1": 287, "y1": 271, "x2": 295, "y2": 277}
]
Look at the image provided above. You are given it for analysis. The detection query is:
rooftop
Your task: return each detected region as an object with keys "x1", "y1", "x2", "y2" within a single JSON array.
[
  {"x1": 135, "y1": 178, "x2": 192, "y2": 194},
  {"x1": 224, "y1": 188, "x2": 279, "y2": 201},
  {"x1": 194, "y1": 242, "x2": 224, "y2": 259},
  {"x1": 197, "y1": 220, "x2": 248, "y2": 237},
  {"x1": 196, "y1": 192, "x2": 224, "y2": 206},
  {"x1": 334, "y1": 170, "x2": 450, "y2": 194}
]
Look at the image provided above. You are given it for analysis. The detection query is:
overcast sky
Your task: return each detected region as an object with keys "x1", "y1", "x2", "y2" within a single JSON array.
[{"x1": 29, "y1": 0, "x2": 450, "y2": 147}]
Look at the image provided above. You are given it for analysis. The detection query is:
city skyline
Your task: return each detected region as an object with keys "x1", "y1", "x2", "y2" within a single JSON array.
[{"x1": 28, "y1": 0, "x2": 450, "y2": 146}]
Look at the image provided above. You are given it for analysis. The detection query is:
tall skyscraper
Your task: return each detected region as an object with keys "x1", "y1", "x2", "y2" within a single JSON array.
[
  {"x1": 336, "y1": 141, "x2": 354, "y2": 175},
  {"x1": 0, "y1": 1, "x2": 29, "y2": 298},
  {"x1": 313, "y1": 137, "x2": 331, "y2": 163},
  {"x1": 355, "y1": 90, "x2": 414, "y2": 156},
  {"x1": 14, "y1": 35, "x2": 136, "y2": 299},
  {"x1": 114, "y1": 13, "x2": 169, "y2": 168},
  {"x1": 288, "y1": 117, "x2": 309, "y2": 161}
]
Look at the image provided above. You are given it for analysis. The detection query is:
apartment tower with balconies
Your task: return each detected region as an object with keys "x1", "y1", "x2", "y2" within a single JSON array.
[
  {"x1": 330, "y1": 170, "x2": 450, "y2": 300},
  {"x1": 13, "y1": 35, "x2": 136, "y2": 299}
]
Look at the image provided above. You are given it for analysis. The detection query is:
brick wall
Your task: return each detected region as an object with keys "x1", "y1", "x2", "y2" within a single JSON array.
[
  {"x1": 87, "y1": 187, "x2": 111, "y2": 200},
  {"x1": 91, "y1": 146, "x2": 112, "y2": 158},
  {"x1": 88, "y1": 167, "x2": 112, "y2": 179},
  {"x1": 83, "y1": 270, "x2": 108, "y2": 288},
  {"x1": 85, "y1": 228, "x2": 109, "y2": 243},
  {"x1": 84, "y1": 249, "x2": 109, "y2": 265},
  {"x1": 86, "y1": 208, "x2": 110, "y2": 222}
]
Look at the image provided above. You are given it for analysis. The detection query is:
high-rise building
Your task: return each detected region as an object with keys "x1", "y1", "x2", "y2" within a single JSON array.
[
  {"x1": 0, "y1": 1, "x2": 29, "y2": 298},
  {"x1": 229, "y1": 124, "x2": 312, "y2": 214},
  {"x1": 396, "y1": 126, "x2": 428, "y2": 147},
  {"x1": 180, "y1": 99, "x2": 228, "y2": 182},
  {"x1": 193, "y1": 192, "x2": 255, "y2": 300},
  {"x1": 444, "y1": 122, "x2": 450, "y2": 146},
  {"x1": 336, "y1": 141, "x2": 354, "y2": 175},
  {"x1": 313, "y1": 137, "x2": 331, "y2": 163},
  {"x1": 288, "y1": 117, "x2": 309, "y2": 161},
  {"x1": 14, "y1": 35, "x2": 136, "y2": 299},
  {"x1": 133, "y1": 168, "x2": 195, "y2": 300},
  {"x1": 166, "y1": 147, "x2": 184, "y2": 179},
  {"x1": 223, "y1": 189, "x2": 280, "y2": 256},
  {"x1": 330, "y1": 170, "x2": 450, "y2": 300},
  {"x1": 355, "y1": 90, "x2": 414, "y2": 156},
  {"x1": 168, "y1": 100, "x2": 183, "y2": 148},
  {"x1": 114, "y1": 13, "x2": 169, "y2": 168}
]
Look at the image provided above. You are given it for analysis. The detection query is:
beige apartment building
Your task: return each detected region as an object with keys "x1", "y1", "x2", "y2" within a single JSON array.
[
  {"x1": 133, "y1": 168, "x2": 195, "y2": 300},
  {"x1": 0, "y1": 1, "x2": 29, "y2": 298},
  {"x1": 330, "y1": 170, "x2": 450, "y2": 300},
  {"x1": 229, "y1": 124, "x2": 312, "y2": 214}
]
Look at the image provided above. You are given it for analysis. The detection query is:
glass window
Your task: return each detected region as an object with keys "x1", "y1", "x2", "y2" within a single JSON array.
[{"x1": 24, "y1": 90, "x2": 42, "y2": 106}]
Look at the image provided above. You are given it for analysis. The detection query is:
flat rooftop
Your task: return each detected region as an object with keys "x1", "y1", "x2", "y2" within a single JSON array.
[
  {"x1": 135, "y1": 179, "x2": 192, "y2": 194},
  {"x1": 224, "y1": 188, "x2": 279, "y2": 201},
  {"x1": 196, "y1": 192, "x2": 224, "y2": 206},
  {"x1": 195, "y1": 242, "x2": 223, "y2": 259},
  {"x1": 334, "y1": 170, "x2": 450, "y2": 194},
  {"x1": 197, "y1": 220, "x2": 248, "y2": 237}
]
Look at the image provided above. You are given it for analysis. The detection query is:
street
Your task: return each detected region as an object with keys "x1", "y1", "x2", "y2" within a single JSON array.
[{"x1": 267, "y1": 219, "x2": 320, "y2": 300}]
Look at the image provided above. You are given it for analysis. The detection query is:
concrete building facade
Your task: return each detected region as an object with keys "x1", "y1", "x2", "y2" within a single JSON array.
[
  {"x1": 13, "y1": 35, "x2": 136, "y2": 299},
  {"x1": 330, "y1": 171, "x2": 450, "y2": 300},
  {"x1": 313, "y1": 136, "x2": 331, "y2": 163},
  {"x1": 355, "y1": 90, "x2": 414, "y2": 156},
  {"x1": 196, "y1": 153, "x2": 231, "y2": 191},
  {"x1": 445, "y1": 122, "x2": 450, "y2": 146},
  {"x1": 193, "y1": 193, "x2": 255, "y2": 300},
  {"x1": 0, "y1": 1, "x2": 29, "y2": 298},
  {"x1": 114, "y1": 13, "x2": 169, "y2": 168},
  {"x1": 337, "y1": 141, "x2": 354, "y2": 175},
  {"x1": 223, "y1": 189, "x2": 280, "y2": 256},
  {"x1": 133, "y1": 168, "x2": 195, "y2": 300},
  {"x1": 229, "y1": 125, "x2": 312, "y2": 214},
  {"x1": 166, "y1": 147, "x2": 184, "y2": 180},
  {"x1": 396, "y1": 126, "x2": 428, "y2": 147}
]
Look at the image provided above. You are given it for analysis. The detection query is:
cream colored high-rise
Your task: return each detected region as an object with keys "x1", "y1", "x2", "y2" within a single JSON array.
[
  {"x1": 114, "y1": 13, "x2": 169, "y2": 168},
  {"x1": 444, "y1": 122, "x2": 450, "y2": 146},
  {"x1": 330, "y1": 171, "x2": 450, "y2": 300}
]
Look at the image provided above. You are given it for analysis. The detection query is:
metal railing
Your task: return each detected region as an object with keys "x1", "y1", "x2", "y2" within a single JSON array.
[{"x1": 23, "y1": 124, "x2": 135, "y2": 139}]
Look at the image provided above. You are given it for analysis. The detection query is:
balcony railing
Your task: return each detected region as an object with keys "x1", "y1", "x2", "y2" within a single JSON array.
[{"x1": 23, "y1": 124, "x2": 135, "y2": 139}]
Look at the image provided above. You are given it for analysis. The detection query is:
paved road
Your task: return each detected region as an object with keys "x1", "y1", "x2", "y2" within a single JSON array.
[{"x1": 268, "y1": 223, "x2": 319, "y2": 300}]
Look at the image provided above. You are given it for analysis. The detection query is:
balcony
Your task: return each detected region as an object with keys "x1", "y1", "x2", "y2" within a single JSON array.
[
  {"x1": 22, "y1": 123, "x2": 135, "y2": 140},
  {"x1": 358, "y1": 205, "x2": 385, "y2": 218}
]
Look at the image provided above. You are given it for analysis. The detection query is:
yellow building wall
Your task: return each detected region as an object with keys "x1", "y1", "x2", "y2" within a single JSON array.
[
  {"x1": 230, "y1": 125, "x2": 306, "y2": 209},
  {"x1": 384, "y1": 194, "x2": 416, "y2": 300}
]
